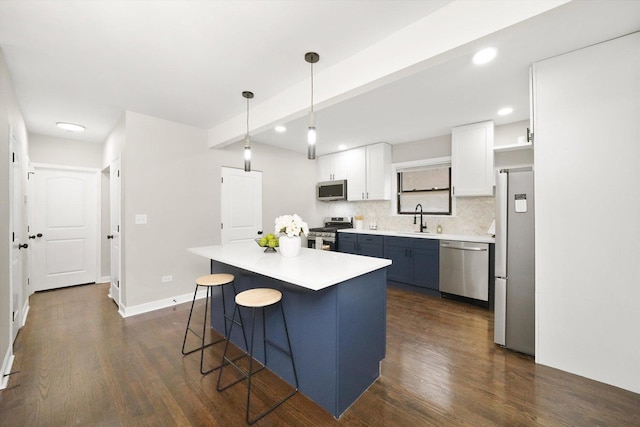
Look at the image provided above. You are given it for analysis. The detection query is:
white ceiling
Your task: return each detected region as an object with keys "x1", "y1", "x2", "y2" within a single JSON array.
[{"x1": 1, "y1": 1, "x2": 639, "y2": 155}]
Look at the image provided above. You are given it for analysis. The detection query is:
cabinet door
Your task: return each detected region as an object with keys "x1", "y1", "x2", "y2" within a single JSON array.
[
  {"x1": 332, "y1": 151, "x2": 349, "y2": 180},
  {"x1": 337, "y1": 233, "x2": 358, "y2": 254},
  {"x1": 317, "y1": 155, "x2": 333, "y2": 181},
  {"x1": 383, "y1": 242, "x2": 412, "y2": 283},
  {"x1": 346, "y1": 147, "x2": 366, "y2": 201},
  {"x1": 359, "y1": 242, "x2": 383, "y2": 258},
  {"x1": 317, "y1": 152, "x2": 349, "y2": 181},
  {"x1": 365, "y1": 143, "x2": 392, "y2": 200},
  {"x1": 452, "y1": 120, "x2": 494, "y2": 196},
  {"x1": 411, "y1": 248, "x2": 439, "y2": 290}
]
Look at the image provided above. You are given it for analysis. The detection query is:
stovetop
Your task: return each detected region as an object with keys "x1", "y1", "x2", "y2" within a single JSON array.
[{"x1": 309, "y1": 217, "x2": 352, "y2": 234}]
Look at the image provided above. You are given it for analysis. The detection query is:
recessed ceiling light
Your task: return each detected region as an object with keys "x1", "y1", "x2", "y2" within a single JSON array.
[
  {"x1": 275, "y1": 125, "x2": 286, "y2": 133},
  {"x1": 338, "y1": 144, "x2": 347, "y2": 151},
  {"x1": 473, "y1": 47, "x2": 497, "y2": 65},
  {"x1": 497, "y1": 107, "x2": 513, "y2": 116},
  {"x1": 56, "y1": 122, "x2": 85, "y2": 132}
]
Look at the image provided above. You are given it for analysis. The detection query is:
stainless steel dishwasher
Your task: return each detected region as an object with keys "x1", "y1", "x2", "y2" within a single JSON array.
[{"x1": 439, "y1": 240, "x2": 489, "y2": 302}]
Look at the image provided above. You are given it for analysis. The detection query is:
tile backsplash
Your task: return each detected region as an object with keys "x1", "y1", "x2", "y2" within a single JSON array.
[{"x1": 318, "y1": 196, "x2": 495, "y2": 236}]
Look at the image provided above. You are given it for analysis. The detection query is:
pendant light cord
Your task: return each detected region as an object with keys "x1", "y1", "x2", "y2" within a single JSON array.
[
  {"x1": 246, "y1": 96, "x2": 250, "y2": 136},
  {"x1": 310, "y1": 61, "x2": 314, "y2": 113}
]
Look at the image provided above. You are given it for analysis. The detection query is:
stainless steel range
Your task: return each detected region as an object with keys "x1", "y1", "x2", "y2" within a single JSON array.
[{"x1": 307, "y1": 217, "x2": 353, "y2": 251}]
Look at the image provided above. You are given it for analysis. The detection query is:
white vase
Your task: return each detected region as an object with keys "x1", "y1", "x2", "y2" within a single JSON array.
[{"x1": 279, "y1": 235, "x2": 301, "y2": 257}]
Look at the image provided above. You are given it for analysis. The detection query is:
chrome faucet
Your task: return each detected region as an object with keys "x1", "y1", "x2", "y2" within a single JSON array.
[{"x1": 414, "y1": 204, "x2": 427, "y2": 232}]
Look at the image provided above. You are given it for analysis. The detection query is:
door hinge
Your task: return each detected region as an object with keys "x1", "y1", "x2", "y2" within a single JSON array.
[
  {"x1": 12, "y1": 152, "x2": 15, "y2": 163},
  {"x1": 12, "y1": 311, "x2": 16, "y2": 322},
  {"x1": 527, "y1": 127, "x2": 534, "y2": 143},
  {"x1": 12, "y1": 232, "x2": 15, "y2": 242},
  {"x1": 117, "y1": 280, "x2": 120, "y2": 288},
  {"x1": 221, "y1": 223, "x2": 223, "y2": 229},
  {"x1": 117, "y1": 170, "x2": 120, "y2": 177},
  {"x1": 221, "y1": 177, "x2": 224, "y2": 183},
  {"x1": 27, "y1": 278, "x2": 30, "y2": 285},
  {"x1": 117, "y1": 225, "x2": 120, "y2": 232}
]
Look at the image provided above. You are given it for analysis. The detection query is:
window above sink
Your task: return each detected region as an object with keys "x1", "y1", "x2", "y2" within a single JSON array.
[{"x1": 393, "y1": 157, "x2": 453, "y2": 216}]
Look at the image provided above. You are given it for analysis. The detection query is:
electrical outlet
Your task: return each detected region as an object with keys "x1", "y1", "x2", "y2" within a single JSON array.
[{"x1": 161, "y1": 275, "x2": 172, "y2": 283}]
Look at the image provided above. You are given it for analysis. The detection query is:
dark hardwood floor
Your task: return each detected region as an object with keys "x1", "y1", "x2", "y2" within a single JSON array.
[{"x1": 1, "y1": 283, "x2": 638, "y2": 426}]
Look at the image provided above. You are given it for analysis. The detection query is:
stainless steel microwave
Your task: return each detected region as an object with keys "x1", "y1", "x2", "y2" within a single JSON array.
[{"x1": 316, "y1": 180, "x2": 347, "y2": 201}]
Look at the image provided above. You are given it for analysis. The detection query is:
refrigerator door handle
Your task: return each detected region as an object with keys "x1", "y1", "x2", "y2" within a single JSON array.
[{"x1": 495, "y1": 171, "x2": 508, "y2": 278}]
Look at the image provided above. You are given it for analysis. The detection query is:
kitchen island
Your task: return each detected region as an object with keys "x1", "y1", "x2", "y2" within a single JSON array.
[{"x1": 188, "y1": 242, "x2": 391, "y2": 418}]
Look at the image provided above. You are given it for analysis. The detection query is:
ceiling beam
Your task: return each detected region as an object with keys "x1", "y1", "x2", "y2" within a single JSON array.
[{"x1": 207, "y1": 0, "x2": 570, "y2": 149}]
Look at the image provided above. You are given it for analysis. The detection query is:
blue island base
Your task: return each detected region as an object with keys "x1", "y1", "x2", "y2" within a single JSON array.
[{"x1": 208, "y1": 260, "x2": 387, "y2": 418}]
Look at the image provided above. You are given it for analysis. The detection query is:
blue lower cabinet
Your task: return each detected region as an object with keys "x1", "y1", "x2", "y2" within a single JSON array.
[
  {"x1": 338, "y1": 233, "x2": 383, "y2": 258},
  {"x1": 411, "y1": 248, "x2": 439, "y2": 290},
  {"x1": 384, "y1": 236, "x2": 439, "y2": 290},
  {"x1": 383, "y1": 240, "x2": 413, "y2": 283},
  {"x1": 337, "y1": 233, "x2": 358, "y2": 254}
]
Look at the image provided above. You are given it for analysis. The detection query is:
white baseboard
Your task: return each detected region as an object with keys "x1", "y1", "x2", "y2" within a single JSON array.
[
  {"x1": 99, "y1": 276, "x2": 110, "y2": 284},
  {"x1": 0, "y1": 346, "x2": 14, "y2": 390},
  {"x1": 119, "y1": 288, "x2": 205, "y2": 318},
  {"x1": 21, "y1": 298, "x2": 29, "y2": 328}
]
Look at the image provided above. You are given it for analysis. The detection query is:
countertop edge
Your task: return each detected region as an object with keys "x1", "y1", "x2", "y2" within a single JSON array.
[{"x1": 338, "y1": 228, "x2": 495, "y2": 244}]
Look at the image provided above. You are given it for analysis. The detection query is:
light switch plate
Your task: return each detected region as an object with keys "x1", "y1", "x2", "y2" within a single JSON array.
[{"x1": 135, "y1": 214, "x2": 147, "y2": 224}]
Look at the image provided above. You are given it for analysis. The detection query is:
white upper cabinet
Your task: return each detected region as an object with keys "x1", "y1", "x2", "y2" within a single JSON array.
[
  {"x1": 347, "y1": 143, "x2": 392, "y2": 201},
  {"x1": 451, "y1": 120, "x2": 494, "y2": 197},
  {"x1": 317, "y1": 152, "x2": 348, "y2": 182}
]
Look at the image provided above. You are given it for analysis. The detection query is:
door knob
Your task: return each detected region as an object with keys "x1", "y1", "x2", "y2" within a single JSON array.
[
  {"x1": 37, "y1": 233, "x2": 43, "y2": 238},
  {"x1": 257, "y1": 230, "x2": 263, "y2": 235},
  {"x1": 18, "y1": 243, "x2": 28, "y2": 249},
  {"x1": 29, "y1": 235, "x2": 36, "y2": 239},
  {"x1": 107, "y1": 235, "x2": 114, "y2": 239}
]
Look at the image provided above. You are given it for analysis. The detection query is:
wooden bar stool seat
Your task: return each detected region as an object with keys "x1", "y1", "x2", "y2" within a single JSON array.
[
  {"x1": 181, "y1": 273, "x2": 247, "y2": 375},
  {"x1": 217, "y1": 288, "x2": 299, "y2": 425}
]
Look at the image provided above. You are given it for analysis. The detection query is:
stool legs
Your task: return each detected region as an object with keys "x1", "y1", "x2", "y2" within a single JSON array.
[
  {"x1": 181, "y1": 282, "x2": 247, "y2": 375},
  {"x1": 217, "y1": 300, "x2": 299, "y2": 425}
]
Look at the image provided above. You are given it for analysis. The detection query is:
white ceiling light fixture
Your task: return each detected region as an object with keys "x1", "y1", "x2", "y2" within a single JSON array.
[
  {"x1": 275, "y1": 125, "x2": 286, "y2": 133},
  {"x1": 242, "y1": 91, "x2": 254, "y2": 172},
  {"x1": 497, "y1": 107, "x2": 513, "y2": 116},
  {"x1": 472, "y1": 47, "x2": 497, "y2": 65},
  {"x1": 305, "y1": 52, "x2": 320, "y2": 160},
  {"x1": 56, "y1": 122, "x2": 85, "y2": 132}
]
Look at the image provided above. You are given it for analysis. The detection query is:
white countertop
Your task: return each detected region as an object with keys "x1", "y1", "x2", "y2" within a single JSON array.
[
  {"x1": 339, "y1": 228, "x2": 495, "y2": 244},
  {"x1": 188, "y1": 241, "x2": 392, "y2": 291}
]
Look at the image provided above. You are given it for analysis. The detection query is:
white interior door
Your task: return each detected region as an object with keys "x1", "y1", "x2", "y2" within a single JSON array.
[
  {"x1": 9, "y1": 127, "x2": 24, "y2": 344},
  {"x1": 108, "y1": 158, "x2": 121, "y2": 306},
  {"x1": 32, "y1": 166, "x2": 98, "y2": 291},
  {"x1": 221, "y1": 167, "x2": 263, "y2": 244}
]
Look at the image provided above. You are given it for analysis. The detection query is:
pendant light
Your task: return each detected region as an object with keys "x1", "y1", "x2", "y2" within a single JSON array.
[
  {"x1": 305, "y1": 52, "x2": 319, "y2": 160},
  {"x1": 242, "y1": 91, "x2": 254, "y2": 172}
]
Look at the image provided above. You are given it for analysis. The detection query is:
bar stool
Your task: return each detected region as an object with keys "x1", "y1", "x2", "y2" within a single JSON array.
[
  {"x1": 217, "y1": 288, "x2": 299, "y2": 425},
  {"x1": 181, "y1": 273, "x2": 247, "y2": 375}
]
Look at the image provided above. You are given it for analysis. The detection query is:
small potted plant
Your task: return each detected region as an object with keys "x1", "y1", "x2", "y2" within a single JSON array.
[{"x1": 274, "y1": 214, "x2": 309, "y2": 257}]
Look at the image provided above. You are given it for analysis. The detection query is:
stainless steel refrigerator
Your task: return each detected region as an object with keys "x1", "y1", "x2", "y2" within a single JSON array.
[{"x1": 494, "y1": 168, "x2": 535, "y2": 356}]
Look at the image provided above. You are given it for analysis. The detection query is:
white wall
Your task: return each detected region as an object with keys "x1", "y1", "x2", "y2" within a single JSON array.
[
  {"x1": 534, "y1": 32, "x2": 640, "y2": 393},
  {"x1": 120, "y1": 111, "x2": 320, "y2": 310},
  {"x1": 29, "y1": 133, "x2": 102, "y2": 168},
  {"x1": 0, "y1": 48, "x2": 29, "y2": 382}
]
